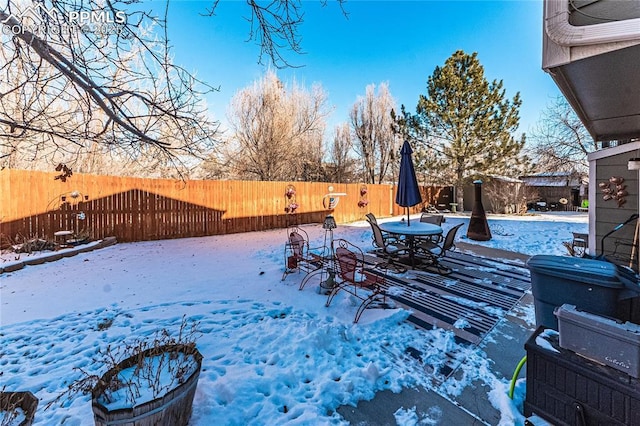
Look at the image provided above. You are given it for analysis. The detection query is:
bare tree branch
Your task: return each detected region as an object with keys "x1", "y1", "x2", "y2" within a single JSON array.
[
  {"x1": 1, "y1": 0, "x2": 348, "y2": 175},
  {"x1": 350, "y1": 82, "x2": 398, "y2": 184},
  {"x1": 225, "y1": 70, "x2": 329, "y2": 181},
  {"x1": 528, "y1": 95, "x2": 595, "y2": 174},
  {"x1": 1, "y1": 0, "x2": 220, "y2": 176},
  {"x1": 206, "y1": 0, "x2": 348, "y2": 68}
]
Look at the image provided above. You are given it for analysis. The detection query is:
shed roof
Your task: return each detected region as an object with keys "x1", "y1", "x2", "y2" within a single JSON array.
[
  {"x1": 520, "y1": 172, "x2": 586, "y2": 187},
  {"x1": 487, "y1": 175, "x2": 523, "y2": 184}
]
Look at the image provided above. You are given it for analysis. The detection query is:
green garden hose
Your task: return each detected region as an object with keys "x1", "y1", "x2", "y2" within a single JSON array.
[{"x1": 509, "y1": 355, "x2": 527, "y2": 399}]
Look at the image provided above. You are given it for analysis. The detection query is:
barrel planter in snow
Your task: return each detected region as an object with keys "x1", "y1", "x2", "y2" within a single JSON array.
[
  {"x1": 0, "y1": 391, "x2": 39, "y2": 426},
  {"x1": 91, "y1": 343, "x2": 202, "y2": 426}
]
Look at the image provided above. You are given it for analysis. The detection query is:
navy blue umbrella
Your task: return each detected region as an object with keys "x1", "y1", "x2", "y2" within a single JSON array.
[{"x1": 395, "y1": 141, "x2": 423, "y2": 226}]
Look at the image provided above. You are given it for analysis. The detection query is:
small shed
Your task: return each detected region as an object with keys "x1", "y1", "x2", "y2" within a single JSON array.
[
  {"x1": 520, "y1": 172, "x2": 588, "y2": 210},
  {"x1": 588, "y1": 141, "x2": 640, "y2": 271},
  {"x1": 462, "y1": 176, "x2": 523, "y2": 214}
]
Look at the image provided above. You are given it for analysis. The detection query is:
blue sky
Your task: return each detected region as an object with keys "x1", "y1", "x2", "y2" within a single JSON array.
[{"x1": 162, "y1": 0, "x2": 561, "y2": 138}]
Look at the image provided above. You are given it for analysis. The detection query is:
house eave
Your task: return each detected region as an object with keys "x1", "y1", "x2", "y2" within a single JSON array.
[{"x1": 543, "y1": 0, "x2": 640, "y2": 142}]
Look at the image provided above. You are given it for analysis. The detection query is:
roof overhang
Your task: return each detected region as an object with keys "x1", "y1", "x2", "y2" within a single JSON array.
[
  {"x1": 543, "y1": 0, "x2": 640, "y2": 142},
  {"x1": 587, "y1": 139, "x2": 640, "y2": 162}
]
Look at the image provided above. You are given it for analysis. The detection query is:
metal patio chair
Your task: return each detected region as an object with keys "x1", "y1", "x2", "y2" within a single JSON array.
[
  {"x1": 325, "y1": 239, "x2": 391, "y2": 323},
  {"x1": 571, "y1": 232, "x2": 588, "y2": 257},
  {"x1": 418, "y1": 213, "x2": 445, "y2": 243},
  {"x1": 415, "y1": 223, "x2": 464, "y2": 275},
  {"x1": 282, "y1": 226, "x2": 327, "y2": 282},
  {"x1": 365, "y1": 213, "x2": 400, "y2": 244},
  {"x1": 367, "y1": 220, "x2": 409, "y2": 273}
]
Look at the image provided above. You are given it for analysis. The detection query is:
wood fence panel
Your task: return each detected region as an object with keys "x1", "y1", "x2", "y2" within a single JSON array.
[{"x1": 0, "y1": 169, "x2": 446, "y2": 246}]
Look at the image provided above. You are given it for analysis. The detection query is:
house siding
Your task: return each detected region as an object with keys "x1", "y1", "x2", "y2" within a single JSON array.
[{"x1": 594, "y1": 152, "x2": 639, "y2": 268}]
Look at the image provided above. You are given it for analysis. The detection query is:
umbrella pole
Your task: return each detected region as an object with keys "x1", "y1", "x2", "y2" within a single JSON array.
[{"x1": 407, "y1": 208, "x2": 410, "y2": 226}]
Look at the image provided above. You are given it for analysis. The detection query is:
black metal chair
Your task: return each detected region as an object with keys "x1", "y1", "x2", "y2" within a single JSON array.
[
  {"x1": 415, "y1": 223, "x2": 464, "y2": 274},
  {"x1": 365, "y1": 212, "x2": 378, "y2": 225},
  {"x1": 367, "y1": 221, "x2": 409, "y2": 273},
  {"x1": 418, "y1": 213, "x2": 445, "y2": 243},
  {"x1": 365, "y1": 213, "x2": 399, "y2": 244},
  {"x1": 420, "y1": 213, "x2": 444, "y2": 226}
]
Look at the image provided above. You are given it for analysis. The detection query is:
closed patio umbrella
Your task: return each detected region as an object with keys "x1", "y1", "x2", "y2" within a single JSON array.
[{"x1": 395, "y1": 140, "x2": 422, "y2": 226}]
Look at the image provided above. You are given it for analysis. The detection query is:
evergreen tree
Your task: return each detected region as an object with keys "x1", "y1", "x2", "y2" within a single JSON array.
[{"x1": 402, "y1": 50, "x2": 527, "y2": 206}]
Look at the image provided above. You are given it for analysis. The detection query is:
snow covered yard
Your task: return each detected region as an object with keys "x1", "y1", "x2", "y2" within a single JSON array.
[{"x1": 0, "y1": 212, "x2": 587, "y2": 425}]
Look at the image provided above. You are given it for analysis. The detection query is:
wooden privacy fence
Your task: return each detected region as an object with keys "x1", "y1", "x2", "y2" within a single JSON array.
[{"x1": 0, "y1": 169, "x2": 450, "y2": 245}]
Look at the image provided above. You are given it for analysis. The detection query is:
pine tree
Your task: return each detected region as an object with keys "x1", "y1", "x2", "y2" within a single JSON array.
[{"x1": 403, "y1": 50, "x2": 526, "y2": 206}]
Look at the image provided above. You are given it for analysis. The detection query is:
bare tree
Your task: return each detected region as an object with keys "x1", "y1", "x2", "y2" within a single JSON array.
[
  {"x1": 197, "y1": 136, "x2": 236, "y2": 180},
  {"x1": 350, "y1": 82, "x2": 398, "y2": 184},
  {"x1": 483, "y1": 178, "x2": 540, "y2": 215},
  {"x1": 1, "y1": 0, "x2": 347, "y2": 176},
  {"x1": 0, "y1": 0, "x2": 223, "y2": 176},
  {"x1": 297, "y1": 131, "x2": 327, "y2": 181},
  {"x1": 528, "y1": 96, "x2": 595, "y2": 174},
  {"x1": 226, "y1": 70, "x2": 330, "y2": 181},
  {"x1": 207, "y1": 0, "x2": 347, "y2": 69},
  {"x1": 327, "y1": 122, "x2": 355, "y2": 183}
]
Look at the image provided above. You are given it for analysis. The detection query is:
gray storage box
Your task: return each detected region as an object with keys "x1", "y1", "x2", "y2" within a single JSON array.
[
  {"x1": 555, "y1": 303, "x2": 640, "y2": 378},
  {"x1": 527, "y1": 255, "x2": 623, "y2": 329}
]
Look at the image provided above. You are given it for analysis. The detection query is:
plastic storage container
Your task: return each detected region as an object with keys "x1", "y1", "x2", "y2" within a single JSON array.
[
  {"x1": 556, "y1": 304, "x2": 640, "y2": 378},
  {"x1": 524, "y1": 326, "x2": 640, "y2": 425},
  {"x1": 526, "y1": 255, "x2": 624, "y2": 330}
]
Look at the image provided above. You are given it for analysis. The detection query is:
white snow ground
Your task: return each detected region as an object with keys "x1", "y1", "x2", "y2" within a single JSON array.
[{"x1": 0, "y1": 212, "x2": 588, "y2": 425}]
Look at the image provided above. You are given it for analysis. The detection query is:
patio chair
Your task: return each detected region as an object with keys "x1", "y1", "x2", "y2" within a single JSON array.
[
  {"x1": 282, "y1": 226, "x2": 326, "y2": 281},
  {"x1": 365, "y1": 212, "x2": 378, "y2": 225},
  {"x1": 415, "y1": 223, "x2": 464, "y2": 274},
  {"x1": 418, "y1": 213, "x2": 445, "y2": 243},
  {"x1": 367, "y1": 221, "x2": 409, "y2": 273},
  {"x1": 365, "y1": 213, "x2": 399, "y2": 244},
  {"x1": 325, "y1": 239, "x2": 391, "y2": 323},
  {"x1": 420, "y1": 213, "x2": 444, "y2": 226},
  {"x1": 571, "y1": 232, "x2": 588, "y2": 257}
]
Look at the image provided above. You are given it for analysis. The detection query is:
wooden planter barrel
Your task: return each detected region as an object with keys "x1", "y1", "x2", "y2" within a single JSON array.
[
  {"x1": 91, "y1": 344, "x2": 202, "y2": 426},
  {"x1": 0, "y1": 391, "x2": 39, "y2": 426}
]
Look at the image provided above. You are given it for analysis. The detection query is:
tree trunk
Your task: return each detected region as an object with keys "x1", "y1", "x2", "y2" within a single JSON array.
[{"x1": 456, "y1": 186, "x2": 464, "y2": 211}]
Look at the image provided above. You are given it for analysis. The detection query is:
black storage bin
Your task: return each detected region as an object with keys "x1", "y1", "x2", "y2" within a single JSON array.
[
  {"x1": 614, "y1": 264, "x2": 640, "y2": 324},
  {"x1": 526, "y1": 255, "x2": 624, "y2": 329},
  {"x1": 525, "y1": 327, "x2": 640, "y2": 425}
]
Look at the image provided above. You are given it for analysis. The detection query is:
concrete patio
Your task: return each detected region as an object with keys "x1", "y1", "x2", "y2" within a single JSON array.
[{"x1": 338, "y1": 243, "x2": 536, "y2": 425}]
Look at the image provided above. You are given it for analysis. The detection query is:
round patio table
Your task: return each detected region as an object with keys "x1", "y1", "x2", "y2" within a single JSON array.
[{"x1": 378, "y1": 221, "x2": 443, "y2": 267}]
